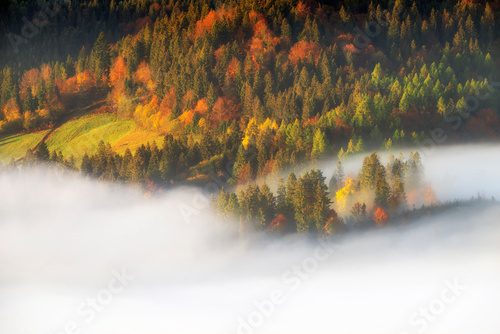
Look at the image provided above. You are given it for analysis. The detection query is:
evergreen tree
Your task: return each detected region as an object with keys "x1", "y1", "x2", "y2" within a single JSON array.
[
  {"x1": 89, "y1": 32, "x2": 110, "y2": 83},
  {"x1": 481, "y1": 3, "x2": 495, "y2": 46},
  {"x1": 339, "y1": 5, "x2": 351, "y2": 25},
  {"x1": 81, "y1": 154, "x2": 93, "y2": 175},
  {"x1": 33, "y1": 142, "x2": 50, "y2": 161},
  {"x1": 374, "y1": 165, "x2": 390, "y2": 207},
  {"x1": 329, "y1": 160, "x2": 344, "y2": 192},
  {"x1": 276, "y1": 178, "x2": 292, "y2": 218},
  {"x1": 359, "y1": 153, "x2": 383, "y2": 190},
  {"x1": 258, "y1": 184, "x2": 276, "y2": 226},
  {"x1": 311, "y1": 128, "x2": 326, "y2": 159}
]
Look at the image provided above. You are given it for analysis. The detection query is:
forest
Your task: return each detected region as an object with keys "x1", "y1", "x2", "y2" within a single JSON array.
[
  {"x1": 0, "y1": 0, "x2": 498, "y2": 189},
  {"x1": 214, "y1": 151, "x2": 440, "y2": 234},
  {"x1": 2, "y1": 2, "x2": 500, "y2": 332}
]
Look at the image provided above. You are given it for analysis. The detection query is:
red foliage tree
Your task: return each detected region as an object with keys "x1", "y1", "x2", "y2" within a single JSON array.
[
  {"x1": 289, "y1": 40, "x2": 321, "y2": 65},
  {"x1": 109, "y1": 56, "x2": 127, "y2": 86},
  {"x1": 373, "y1": 207, "x2": 389, "y2": 225},
  {"x1": 248, "y1": 12, "x2": 279, "y2": 65},
  {"x1": 226, "y1": 57, "x2": 241, "y2": 79},
  {"x1": 159, "y1": 87, "x2": 177, "y2": 118},
  {"x1": 270, "y1": 213, "x2": 287, "y2": 232},
  {"x1": 295, "y1": 1, "x2": 312, "y2": 18},
  {"x1": 211, "y1": 96, "x2": 240, "y2": 124},
  {"x1": 194, "y1": 7, "x2": 235, "y2": 39}
]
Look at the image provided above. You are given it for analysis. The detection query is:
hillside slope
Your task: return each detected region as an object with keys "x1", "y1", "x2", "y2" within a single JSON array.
[{"x1": 0, "y1": 0, "x2": 498, "y2": 185}]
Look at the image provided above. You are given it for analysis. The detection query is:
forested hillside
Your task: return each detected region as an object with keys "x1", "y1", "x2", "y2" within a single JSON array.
[{"x1": 0, "y1": 0, "x2": 499, "y2": 185}]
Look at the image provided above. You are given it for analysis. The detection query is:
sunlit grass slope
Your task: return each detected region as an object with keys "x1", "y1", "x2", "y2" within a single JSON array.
[
  {"x1": 0, "y1": 130, "x2": 49, "y2": 163},
  {"x1": 46, "y1": 113, "x2": 164, "y2": 161}
]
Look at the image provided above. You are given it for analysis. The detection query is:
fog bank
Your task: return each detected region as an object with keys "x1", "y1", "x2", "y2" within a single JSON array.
[
  {"x1": 1, "y1": 144, "x2": 500, "y2": 334},
  {"x1": 314, "y1": 143, "x2": 500, "y2": 201}
]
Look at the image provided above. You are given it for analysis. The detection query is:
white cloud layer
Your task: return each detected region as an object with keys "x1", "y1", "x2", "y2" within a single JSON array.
[{"x1": 1, "y1": 144, "x2": 500, "y2": 334}]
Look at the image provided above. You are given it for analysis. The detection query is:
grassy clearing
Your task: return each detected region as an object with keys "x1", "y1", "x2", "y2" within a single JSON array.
[
  {"x1": 0, "y1": 130, "x2": 49, "y2": 163},
  {"x1": 46, "y1": 113, "x2": 164, "y2": 161},
  {"x1": 112, "y1": 128, "x2": 164, "y2": 154}
]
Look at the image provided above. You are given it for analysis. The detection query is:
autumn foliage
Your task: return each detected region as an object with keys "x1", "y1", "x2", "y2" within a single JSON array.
[
  {"x1": 335, "y1": 177, "x2": 355, "y2": 212},
  {"x1": 295, "y1": 1, "x2": 312, "y2": 18},
  {"x1": 226, "y1": 57, "x2": 241, "y2": 79},
  {"x1": 194, "y1": 7, "x2": 236, "y2": 39},
  {"x1": 373, "y1": 207, "x2": 389, "y2": 225},
  {"x1": 76, "y1": 71, "x2": 95, "y2": 91},
  {"x1": 134, "y1": 95, "x2": 160, "y2": 129},
  {"x1": 289, "y1": 40, "x2": 321, "y2": 65},
  {"x1": 211, "y1": 96, "x2": 239, "y2": 123},
  {"x1": 248, "y1": 11, "x2": 279, "y2": 65},
  {"x1": 270, "y1": 213, "x2": 287, "y2": 232},
  {"x1": 19, "y1": 69, "x2": 41, "y2": 101},
  {"x1": 158, "y1": 87, "x2": 177, "y2": 118},
  {"x1": 178, "y1": 110, "x2": 195, "y2": 126},
  {"x1": 193, "y1": 98, "x2": 209, "y2": 115},
  {"x1": 2, "y1": 98, "x2": 21, "y2": 122},
  {"x1": 109, "y1": 56, "x2": 127, "y2": 86}
]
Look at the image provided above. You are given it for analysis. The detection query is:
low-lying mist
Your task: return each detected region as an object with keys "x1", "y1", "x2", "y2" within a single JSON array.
[{"x1": 1, "y1": 144, "x2": 500, "y2": 334}]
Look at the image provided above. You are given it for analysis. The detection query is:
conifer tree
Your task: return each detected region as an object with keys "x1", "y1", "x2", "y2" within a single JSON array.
[
  {"x1": 481, "y1": 3, "x2": 495, "y2": 46},
  {"x1": 89, "y1": 32, "x2": 109, "y2": 83},
  {"x1": 311, "y1": 128, "x2": 326, "y2": 159},
  {"x1": 33, "y1": 142, "x2": 50, "y2": 161}
]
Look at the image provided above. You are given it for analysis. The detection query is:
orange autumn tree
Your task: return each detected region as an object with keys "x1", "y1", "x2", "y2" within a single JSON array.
[
  {"x1": 194, "y1": 7, "x2": 236, "y2": 39},
  {"x1": 193, "y1": 98, "x2": 209, "y2": 115},
  {"x1": 295, "y1": 1, "x2": 312, "y2": 17},
  {"x1": 226, "y1": 57, "x2": 241, "y2": 79},
  {"x1": 214, "y1": 45, "x2": 227, "y2": 63},
  {"x1": 75, "y1": 71, "x2": 95, "y2": 91},
  {"x1": 289, "y1": 40, "x2": 321, "y2": 65},
  {"x1": 178, "y1": 98, "x2": 208, "y2": 126},
  {"x1": 178, "y1": 110, "x2": 194, "y2": 126},
  {"x1": 2, "y1": 98, "x2": 21, "y2": 122},
  {"x1": 109, "y1": 56, "x2": 127, "y2": 86},
  {"x1": 109, "y1": 56, "x2": 128, "y2": 104},
  {"x1": 211, "y1": 96, "x2": 239, "y2": 124},
  {"x1": 134, "y1": 61, "x2": 155, "y2": 92},
  {"x1": 248, "y1": 11, "x2": 279, "y2": 65},
  {"x1": 373, "y1": 207, "x2": 389, "y2": 225},
  {"x1": 158, "y1": 87, "x2": 177, "y2": 118}
]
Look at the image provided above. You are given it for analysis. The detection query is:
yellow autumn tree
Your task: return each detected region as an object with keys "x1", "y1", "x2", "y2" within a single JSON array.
[
  {"x1": 134, "y1": 96, "x2": 158, "y2": 129},
  {"x1": 242, "y1": 117, "x2": 258, "y2": 149},
  {"x1": 258, "y1": 117, "x2": 278, "y2": 132},
  {"x1": 178, "y1": 110, "x2": 194, "y2": 125},
  {"x1": 3, "y1": 98, "x2": 21, "y2": 122},
  {"x1": 335, "y1": 177, "x2": 355, "y2": 213}
]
